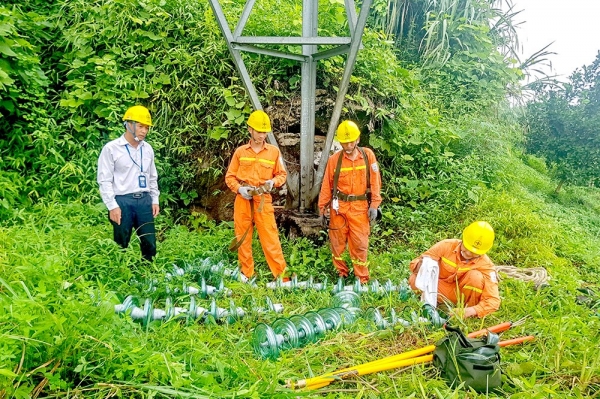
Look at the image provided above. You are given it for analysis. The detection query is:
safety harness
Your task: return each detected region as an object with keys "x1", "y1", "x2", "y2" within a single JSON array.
[
  {"x1": 321, "y1": 147, "x2": 373, "y2": 230},
  {"x1": 332, "y1": 146, "x2": 372, "y2": 205}
]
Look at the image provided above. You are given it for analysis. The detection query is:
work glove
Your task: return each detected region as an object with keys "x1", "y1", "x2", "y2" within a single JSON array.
[
  {"x1": 238, "y1": 186, "x2": 253, "y2": 200},
  {"x1": 368, "y1": 208, "x2": 378, "y2": 222},
  {"x1": 264, "y1": 179, "x2": 274, "y2": 191}
]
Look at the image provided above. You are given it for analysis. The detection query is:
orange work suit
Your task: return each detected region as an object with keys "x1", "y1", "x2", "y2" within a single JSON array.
[
  {"x1": 408, "y1": 239, "x2": 500, "y2": 317},
  {"x1": 225, "y1": 141, "x2": 287, "y2": 279},
  {"x1": 318, "y1": 147, "x2": 382, "y2": 283}
]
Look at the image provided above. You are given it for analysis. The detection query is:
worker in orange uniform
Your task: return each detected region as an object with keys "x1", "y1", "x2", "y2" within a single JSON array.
[
  {"x1": 225, "y1": 110, "x2": 288, "y2": 281},
  {"x1": 318, "y1": 120, "x2": 382, "y2": 283},
  {"x1": 408, "y1": 221, "x2": 500, "y2": 318}
]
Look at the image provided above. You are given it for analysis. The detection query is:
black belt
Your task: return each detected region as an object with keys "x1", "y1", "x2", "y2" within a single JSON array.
[
  {"x1": 335, "y1": 191, "x2": 368, "y2": 201},
  {"x1": 118, "y1": 192, "x2": 149, "y2": 199}
]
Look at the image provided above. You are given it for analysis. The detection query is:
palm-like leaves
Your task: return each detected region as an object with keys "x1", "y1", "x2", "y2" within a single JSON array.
[{"x1": 371, "y1": 0, "x2": 519, "y2": 65}]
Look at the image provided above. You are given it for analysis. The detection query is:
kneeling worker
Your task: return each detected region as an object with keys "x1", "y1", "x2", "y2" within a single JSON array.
[{"x1": 408, "y1": 221, "x2": 500, "y2": 318}]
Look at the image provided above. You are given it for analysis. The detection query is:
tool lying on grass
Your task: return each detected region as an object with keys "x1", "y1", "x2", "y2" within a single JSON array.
[{"x1": 287, "y1": 319, "x2": 533, "y2": 390}]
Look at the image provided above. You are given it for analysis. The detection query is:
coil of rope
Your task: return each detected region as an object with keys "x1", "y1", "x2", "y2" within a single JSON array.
[{"x1": 495, "y1": 265, "x2": 549, "y2": 289}]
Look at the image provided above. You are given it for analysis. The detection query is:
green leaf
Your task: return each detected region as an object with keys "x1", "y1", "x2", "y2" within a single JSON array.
[
  {"x1": 0, "y1": 69, "x2": 14, "y2": 86},
  {"x1": 0, "y1": 368, "x2": 17, "y2": 378},
  {"x1": 0, "y1": 58, "x2": 14, "y2": 73},
  {"x1": 467, "y1": 189, "x2": 479, "y2": 202},
  {"x1": 0, "y1": 40, "x2": 17, "y2": 57},
  {"x1": 157, "y1": 73, "x2": 170, "y2": 85},
  {"x1": 71, "y1": 59, "x2": 86, "y2": 69},
  {"x1": 131, "y1": 90, "x2": 149, "y2": 99},
  {"x1": 138, "y1": 30, "x2": 163, "y2": 41},
  {"x1": 224, "y1": 91, "x2": 236, "y2": 106},
  {"x1": 60, "y1": 98, "x2": 83, "y2": 108},
  {"x1": 225, "y1": 109, "x2": 241, "y2": 121},
  {"x1": 0, "y1": 23, "x2": 12, "y2": 36},
  {"x1": 77, "y1": 91, "x2": 93, "y2": 100},
  {"x1": 208, "y1": 127, "x2": 228, "y2": 140}
]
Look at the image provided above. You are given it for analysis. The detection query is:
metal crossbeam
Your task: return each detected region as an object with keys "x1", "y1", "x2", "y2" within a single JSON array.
[
  {"x1": 233, "y1": 37, "x2": 352, "y2": 45},
  {"x1": 208, "y1": 0, "x2": 372, "y2": 212},
  {"x1": 310, "y1": 0, "x2": 372, "y2": 204}
]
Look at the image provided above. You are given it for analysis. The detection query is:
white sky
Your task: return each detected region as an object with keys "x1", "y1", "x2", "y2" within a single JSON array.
[{"x1": 508, "y1": 0, "x2": 600, "y2": 81}]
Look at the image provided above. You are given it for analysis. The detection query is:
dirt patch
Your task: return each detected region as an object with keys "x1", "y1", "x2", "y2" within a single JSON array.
[{"x1": 278, "y1": 210, "x2": 324, "y2": 242}]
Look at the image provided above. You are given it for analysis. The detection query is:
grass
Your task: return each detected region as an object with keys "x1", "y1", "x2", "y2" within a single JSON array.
[
  {"x1": 1, "y1": 185, "x2": 600, "y2": 398},
  {"x1": 1, "y1": 130, "x2": 600, "y2": 398}
]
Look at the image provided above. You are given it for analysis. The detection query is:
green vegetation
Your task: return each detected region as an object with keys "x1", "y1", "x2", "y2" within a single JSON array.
[
  {"x1": 523, "y1": 53, "x2": 600, "y2": 190},
  {"x1": 1, "y1": 0, "x2": 599, "y2": 398}
]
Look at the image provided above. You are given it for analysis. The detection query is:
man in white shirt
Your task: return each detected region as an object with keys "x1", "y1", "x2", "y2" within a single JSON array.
[{"x1": 97, "y1": 105, "x2": 160, "y2": 261}]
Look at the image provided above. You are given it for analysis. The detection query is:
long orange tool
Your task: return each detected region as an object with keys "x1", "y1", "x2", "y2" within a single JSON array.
[{"x1": 289, "y1": 321, "x2": 532, "y2": 390}]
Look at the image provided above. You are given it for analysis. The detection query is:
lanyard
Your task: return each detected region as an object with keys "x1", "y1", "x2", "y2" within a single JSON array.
[{"x1": 125, "y1": 144, "x2": 143, "y2": 173}]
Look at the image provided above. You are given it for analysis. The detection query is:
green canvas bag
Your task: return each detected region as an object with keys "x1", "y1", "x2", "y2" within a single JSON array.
[{"x1": 433, "y1": 325, "x2": 502, "y2": 392}]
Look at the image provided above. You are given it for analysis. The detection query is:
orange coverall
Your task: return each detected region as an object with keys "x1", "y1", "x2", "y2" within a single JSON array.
[
  {"x1": 318, "y1": 148, "x2": 382, "y2": 283},
  {"x1": 408, "y1": 239, "x2": 500, "y2": 317},
  {"x1": 225, "y1": 142, "x2": 287, "y2": 279}
]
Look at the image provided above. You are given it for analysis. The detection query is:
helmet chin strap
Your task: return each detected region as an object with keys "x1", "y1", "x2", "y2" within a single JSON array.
[{"x1": 125, "y1": 121, "x2": 140, "y2": 142}]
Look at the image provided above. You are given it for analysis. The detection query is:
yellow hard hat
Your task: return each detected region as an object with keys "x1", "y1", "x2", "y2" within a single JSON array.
[
  {"x1": 247, "y1": 110, "x2": 271, "y2": 132},
  {"x1": 335, "y1": 120, "x2": 360, "y2": 143},
  {"x1": 462, "y1": 221, "x2": 495, "y2": 255},
  {"x1": 123, "y1": 105, "x2": 153, "y2": 126}
]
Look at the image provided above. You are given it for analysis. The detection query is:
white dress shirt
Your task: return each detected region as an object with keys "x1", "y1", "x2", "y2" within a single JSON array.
[{"x1": 97, "y1": 135, "x2": 159, "y2": 210}]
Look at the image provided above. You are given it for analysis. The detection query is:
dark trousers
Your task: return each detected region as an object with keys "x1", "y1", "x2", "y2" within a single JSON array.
[{"x1": 110, "y1": 193, "x2": 156, "y2": 262}]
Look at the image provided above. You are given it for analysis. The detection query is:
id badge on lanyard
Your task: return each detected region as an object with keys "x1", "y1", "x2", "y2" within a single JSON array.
[{"x1": 126, "y1": 144, "x2": 147, "y2": 188}]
